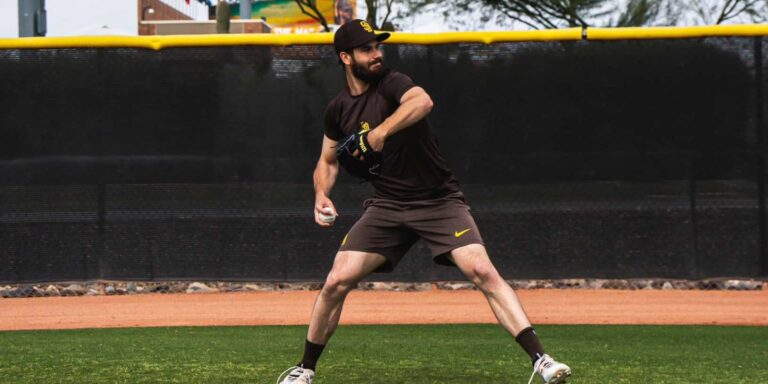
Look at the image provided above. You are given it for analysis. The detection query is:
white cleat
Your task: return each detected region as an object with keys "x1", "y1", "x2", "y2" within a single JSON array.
[
  {"x1": 528, "y1": 354, "x2": 571, "y2": 384},
  {"x1": 276, "y1": 366, "x2": 315, "y2": 384}
]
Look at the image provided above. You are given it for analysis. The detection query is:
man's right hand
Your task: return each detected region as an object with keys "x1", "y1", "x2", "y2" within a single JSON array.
[{"x1": 314, "y1": 196, "x2": 338, "y2": 227}]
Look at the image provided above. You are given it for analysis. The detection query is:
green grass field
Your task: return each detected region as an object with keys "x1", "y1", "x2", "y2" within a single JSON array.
[{"x1": 1, "y1": 324, "x2": 766, "y2": 383}]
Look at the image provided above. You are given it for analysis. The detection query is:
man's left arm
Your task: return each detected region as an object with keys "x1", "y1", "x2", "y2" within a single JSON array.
[{"x1": 368, "y1": 87, "x2": 433, "y2": 151}]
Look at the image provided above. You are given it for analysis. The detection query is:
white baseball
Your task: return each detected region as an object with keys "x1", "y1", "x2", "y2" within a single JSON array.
[{"x1": 318, "y1": 207, "x2": 337, "y2": 223}]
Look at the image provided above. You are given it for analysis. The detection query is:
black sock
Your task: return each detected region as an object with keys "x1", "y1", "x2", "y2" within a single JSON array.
[
  {"x1": 298, "y1": 339, "x2": 325, "y2": 371},
  {"x1": 515, "y1": 327, "x2": 546, "y2": 365}
]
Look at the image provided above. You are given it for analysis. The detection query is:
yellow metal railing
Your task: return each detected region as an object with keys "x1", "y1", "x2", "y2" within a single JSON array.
[
  {"x1": 1, "y1": 25, "x2": 768, "y2": 50},
  {"x1": 587, "y1": 24, "x2": 768, "y2": 40}
]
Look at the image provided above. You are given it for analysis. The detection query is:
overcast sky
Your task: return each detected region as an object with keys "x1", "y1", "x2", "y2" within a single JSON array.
[
  {"x1": 1, "y1": 0, "x2": 759, "y2": 38},
  {"x1": 0, "y1": 0, "x2": 142, "y2": 38},
  {"x1": 0, "y1": 0, "x2": 460, "y2": 38}
]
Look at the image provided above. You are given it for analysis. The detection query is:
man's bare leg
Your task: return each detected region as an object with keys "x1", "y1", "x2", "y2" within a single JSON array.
[
  {"x1": 304, "y1": 251, "x2": 386, "y2": 360},
  {"x1": 307, "y1": 250, "x2": 387, "y2": 344},
  {"x1": 449, "y1": 244, "x2": 571, "y2": 383},
  {"x1": 279, "y1": 251, "x2": 387, "y2": 383},
  {"x1": 448, "y1": 244, "x2": 531, "y2": 336}
]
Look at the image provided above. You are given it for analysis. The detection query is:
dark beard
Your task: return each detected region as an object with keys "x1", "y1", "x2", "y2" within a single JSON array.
[{"x1": 351, "y1": 57, "x2": 386, "y2": 83}]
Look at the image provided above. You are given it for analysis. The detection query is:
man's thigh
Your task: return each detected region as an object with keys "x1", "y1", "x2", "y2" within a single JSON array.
[
  {"x1": 339, "y1": 206, "x2": 418, "y2": 272},
  {"x1": 327, "y1": 250, "x2": 388, "y2": 281},
  {"x1": 447, "y1": 243, "x2": 495, "y2": 272},
  {"x1": 406, "y1": 199, "x2": 485, "y2": 266}
]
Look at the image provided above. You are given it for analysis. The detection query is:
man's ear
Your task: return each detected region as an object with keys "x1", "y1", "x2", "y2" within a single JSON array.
[{"x1": 340, "y1": 51, "x2": 352, "y2": 66}]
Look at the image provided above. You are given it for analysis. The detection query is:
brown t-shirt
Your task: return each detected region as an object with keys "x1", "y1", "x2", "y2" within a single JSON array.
[{"x1": 324, "y1": 69, "x2": 461, "y2": 202}]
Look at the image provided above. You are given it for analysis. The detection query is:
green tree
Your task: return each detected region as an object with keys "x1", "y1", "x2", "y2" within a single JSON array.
[
  {"x1": 404, "y1": 0, "x2": 614, "y2": 29},
  {"x1": 366, "y1": 0, "x2": 397, "y2": 30},
  {"x1": 613, "y1": 0, "x2": 665, "y2": 26},
  {"x1": 684, "y1": 0, "x2": 768, "y2": 24},
  {"x1": 293, "y1": 0, "x2": 398, "y2": 32},
  {"x1": 404, "y1": 0, "x2": 766, "y2": 30}
]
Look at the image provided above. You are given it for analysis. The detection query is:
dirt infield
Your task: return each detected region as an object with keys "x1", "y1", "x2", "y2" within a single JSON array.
[{"x1": 1, "y1": 289, "x2": 766, "y2": 331}]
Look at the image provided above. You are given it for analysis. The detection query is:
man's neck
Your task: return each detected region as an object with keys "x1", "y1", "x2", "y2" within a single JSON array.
[{"x1": 345, "y1": 70, "x2": 370, "y2": 96}]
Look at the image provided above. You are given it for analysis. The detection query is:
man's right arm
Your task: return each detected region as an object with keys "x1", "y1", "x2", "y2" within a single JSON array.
[{"x1": 313, "y1": 134, "x2": 340, "y2": 227}]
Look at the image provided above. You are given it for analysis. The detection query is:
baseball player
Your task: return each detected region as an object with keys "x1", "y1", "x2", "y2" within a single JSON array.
[{"x1": 278, "y1": 20, "x2": 571, "y2": 384}]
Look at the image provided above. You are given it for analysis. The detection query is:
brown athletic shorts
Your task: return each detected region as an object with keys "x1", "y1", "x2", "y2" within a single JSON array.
[{"x1": 338, "y1": 193, "x2": 485, "y2": 273}]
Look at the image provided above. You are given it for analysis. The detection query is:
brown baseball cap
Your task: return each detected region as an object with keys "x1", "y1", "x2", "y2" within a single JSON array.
[{"x1": 334, "y1": 19, "x2": 390, "y2": 54}]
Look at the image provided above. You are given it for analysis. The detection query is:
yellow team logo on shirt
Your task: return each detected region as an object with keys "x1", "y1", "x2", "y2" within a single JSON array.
[
  {"x1": 360, "y1": 21, "x2": 373, "y2": 33},
  {"x1": 342, "y1": 234, "x2": 349, "y2": 246}
]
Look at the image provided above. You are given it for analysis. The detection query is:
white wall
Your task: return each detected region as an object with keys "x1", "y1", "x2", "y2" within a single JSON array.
[
  {"x1": 47, "y1": 0, "x2": 137, "y2": 36},
  {"x1": 0, "y1": 0, "x2": 19, "y2": 38}
]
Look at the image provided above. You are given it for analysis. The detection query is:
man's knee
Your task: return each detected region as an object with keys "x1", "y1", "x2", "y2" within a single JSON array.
[
  {"x1": 470, "y1": 262, "x2": 503, "y2": 291},
  {"x1": 460, "y1": 261, "x2": 506, "y2": 293},
  {"x1": 452, "y1": 245, "x2": 503, "y2": 290},
  {"x1": 471, "y1": 262, "x2": 496, "y2": 283},
  {"x1": 322, "y1": 272, "x2": 357, "y2": 299},
  {"x1": 321, "y1": 251, "x2": 384, "y2": 299}
]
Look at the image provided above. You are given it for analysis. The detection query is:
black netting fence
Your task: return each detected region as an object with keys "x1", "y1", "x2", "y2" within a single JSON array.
[{"x1": 1, "y1": 36, "x2": 767, "y2": 284}]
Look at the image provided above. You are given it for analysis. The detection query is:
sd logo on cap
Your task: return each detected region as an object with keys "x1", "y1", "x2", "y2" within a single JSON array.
[{"x1": 334, "y1": 19, "x2": 390, "y2": 54}]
